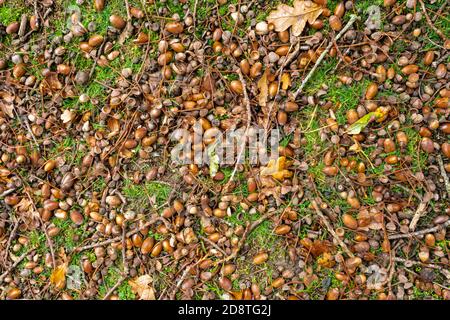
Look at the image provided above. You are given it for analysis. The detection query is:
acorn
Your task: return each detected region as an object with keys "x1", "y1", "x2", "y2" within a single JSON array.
[
  {"x1": 423, "y1": 51, "x2": 435, "y2": 66},
  {"x1": 329, "y1": 15, "x2": 342, "y2": 31},
  {"x1": 274, "y1": 224, "x2": 291, "y2": 235},
  {"x1": 130, "y1": 7, "x2": 144, "y2": 19},
  {"x1": 7, "y1": 288, "x2": 21, "y2": 300},
  {"x1": 230, "y1": 80, "x2": 243, "y2": 94},
  {"x1": 401, "y1": 64, "x2": 419, "y2": 75},
  {"x1": 424, "y1": 234, "x2": 435, "y2": 247},
  {"x1": 109, "y1": 15, "x2": 126, "y2": 29},
  {"x1": 44, "y1": 160, "x2": 56, "y2": 172},
  {"x1": 13, "y1": 63, "x2": 26, "y2": 78},
  {"x1": 322, "y1": 166, "x2": 338, "y2": 176},
  {"x1": 285, "y1": 101, "x2": 299, "y2": 112},
  {"x1": 240, "y1": 59, "x2": 250, "y2": 75},
  {"x1": 165, "y1": 22, "x2": 184, "y2": 34},
  {"x1": 94, "y1": 0, "x2": 105, "y2": 11},
  {"x1": 383, "y1": 138, "x2": 396, "y2": 152},
  {"x1": 70, "y1": 210, "x2": 84, "y2": 225},
  {"x1": 334, "y1": 2, "x2": 345, "y2": 18},
  {"x1": 57, "y1": 64, "x2": 71, "y2": 75},
  {"x1": 253, "y1": 252, "x2": 269, "y2": 265},
  {"x1": 277, "y1": 111, "x2": 287, "y2": 125},
  {"x1": 442, "y1": 143, "x2": 450, "y2": 158},
  {"x1": 385, "y1": 155, "x2": 398, "y2": 165},
  {"x1": 365, "y1": 83, "x2": 378, "y2": 100},
  {"x1": 420, "y1": 137, "x2": 434, "y2": 153},
  {"x1": 88, "y1": 34, "x2": 104, "y2": 47},
  {"x1": 141, "y1": 237, "x2": 155, "y2": 254},
  {"x1": 342, "y1": 213, "x2": 358, "y2": 229},
  {"x1": 272, "y1": 277, "x2": 285, "y2": 288},
  {"x1": 6, "y1": 22, "x2": 19, "y2": 34}
]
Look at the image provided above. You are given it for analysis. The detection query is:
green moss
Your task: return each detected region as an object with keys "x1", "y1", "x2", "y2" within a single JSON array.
[
  {"x1": 122, "y1": 180, "x2": 171, "y2": 208},
  {"x1": 0, "y1": 2, "x2": 30, "y2": 25}
]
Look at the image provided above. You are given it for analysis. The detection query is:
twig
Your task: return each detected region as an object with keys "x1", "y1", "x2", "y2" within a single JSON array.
[
  {"x1": 436, "y1": 154, "x2": 450, "y2": 198},
  {"x1": 418, "y1": 0, "x2": 448, "y2": 42},
  {"x1": 0, "y1": 249, "x2": 32, "y2": 283},
  {"x1": 226, "y1": 69, "x2": 251, "y2": 186},
  {"x1": 213, "y1": 210, "x2": 279, "y2": 266},
  {"x1": 2, "y1": 219, "x2": 19, "y2": 266},
  {"x1": 310, "y1": 199, "x2": 354, "y2": 258},
  {"x1": 102, "y1": 275, "x2": 126, "y2": 300},
  {"x1": 199, "y1": 235, "x2": 227, "y2": 257},
  {"x1": 0, "y1": 188, "x2": 15, "y2": 198},
  {"x1": 409, "y1": 192, "x2": 431, "y2": 231},
  {"x1": 388, "y1": 220, "x2": 450, "y2": 240},
  {"x1": 121, "y1": 220, "x2": 129, "y2": 276},
  {"x1": 394, "y1": 257, "x2": 450, "y2": 279},
  {"x1": 292, "y1": 14, "x2": 359, "y2": 100}
]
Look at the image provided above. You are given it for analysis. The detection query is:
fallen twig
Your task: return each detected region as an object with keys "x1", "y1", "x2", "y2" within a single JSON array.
[
  {"x1": 310, "y1": 199, "x2": 354, "y2": 258},
  {"x1": 102, "y1": 275, "x2": 126, "y2": 300},
  {"x1": 388, "y1": 220, "x2": 450, "y2": 240},
  {"x1": 292, "y1": 14, "x2": 359, "y2": 100},
  {"x1": 226, "y1": 69, "x2": 251, "y2": 186},
  {"x1": 394, "y1": 257, "x2": 450, "y2": 280},
  {"x1": 0, "y1": 249, "x2": 33, "y2": 283},
  {"x1": 213, "y1": 209, "x2": 279, "y2": 266},
  {"x1": 409, "y1": 192, "x2": 432, "y2": 231},
  {"x1": 436, "y1": 154, "x2": 450, "y2": 198},
  {"x1": 418, "y1": 0, "x2": 448, "y2": 42}
]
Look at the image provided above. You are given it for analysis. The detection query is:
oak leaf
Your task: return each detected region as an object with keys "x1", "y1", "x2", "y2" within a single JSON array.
[
  {"x1": 267, "y1": 0, "x2": 323, "y2": 37},
  {"x1": 346, "y1": 107, "x2": 390, "y2": 135},
  {"x1": 129, "y1": 275, "x2": 156, "y2": 300},
  {"x1": 257, "y1": 69, "x2": 269, "y2": 107},
  {"x1": 260, "y1": 156, "x2": 293, "y2": 180}
]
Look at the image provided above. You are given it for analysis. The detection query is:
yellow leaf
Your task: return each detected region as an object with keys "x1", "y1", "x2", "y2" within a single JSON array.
[
  {"x1": 346, "y1": 106, "x2": 390, "y2": 135},
  {"x1": 281, "y1": 72, "x2": 291, "y2": 90},
  {"x1": 260, "y1": 156, "x2": 293, "y2": 180},
  {"x1": 267, "y1": 0, "x2": 323, "y2": 37},
  {"x1": 129, "y1": 275, "x2": 156, "y2": 300},
  {"x1": 257, "y1": 69, "x2": 269, "y2": 107},
  {"x1": 50, "y1": 264, "x2": 68, "y2": 290}
]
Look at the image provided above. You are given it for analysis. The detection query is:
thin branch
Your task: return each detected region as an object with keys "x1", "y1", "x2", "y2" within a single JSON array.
[
  {"x1": 292, "y1": 14, "x2": 359, "y2": 100},
  {"x1": 437, "y1": 154, "x2": 450, "y2": 198},
  {"x1": 310, "y1": 199, "x2": 354, "y2": 258},
  {"x1": 388, "y1": 220, "x2": 450, "y2": 240},
  {"x1": 418, "y1": 0, "x2": 448, "y2": 42}
]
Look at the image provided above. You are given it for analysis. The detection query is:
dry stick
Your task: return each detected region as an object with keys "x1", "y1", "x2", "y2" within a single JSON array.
[
  {"x1": 409, "y1": 193, "x2": 431, "y2": 231},
  {"x1": 213, "y1": 210, "x2": 279, "y2": 266},
  {"x1": 121, "y1": 220, "x2": 129, "y2": 276},
  {"x1": 2, "y1": 219, "x2": 19, "y2": 266},
  {"x1": 73, "y1": 215, "x2": 163, "y2": 253},
  {"x1": 0, "y1": 249, "x2": 32, "y2": 283},
  {"x1": 292, "y1": 14, "x2": 359, "y2": 100},
  {"x1": 394, "y1": 257, "x2": 450, "y2": 279},
  {"x1": 388, "y1": 220, "x2": 450, "y2": 240},
  {"x1": 102, "y1": 275, "x2": 126, "y2": 300},
  {"x1": 310, "y1": 199, "x2": 354, "y2": 258},
  {"x1": 418, "y1": 0, "x2": 448, "y2": 42},
  {"x1": 437, "y1": 154, "x2": 450, "y2": 198},
  {"x1": 226, "y1": 69, "x2": 251, "y2": 186}
]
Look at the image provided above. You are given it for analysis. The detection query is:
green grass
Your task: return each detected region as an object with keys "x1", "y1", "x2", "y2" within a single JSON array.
[
  {"x1": 98, "y1": 267, "x2": 135, "y2": 300},
  {"x1": 0, "y1": 2, "x2": 31, "y2": 25},
  {"x1": 52, "y1": 219, "x2": 89, "y2": 250},
  {"x1": 122, "y1": 180, "x2": 171, "y2": 208}
]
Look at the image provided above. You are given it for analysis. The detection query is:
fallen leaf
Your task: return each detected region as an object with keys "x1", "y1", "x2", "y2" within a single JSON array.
[
  {"x1": 281, "y1": 72, "x2": 291, "y2": 90},
  {"x1": 267, "y1": 0, "x2": 323, "y2": 37},
  {"x1": 40, "y1": 72, "x2": 63, "y2": 96},
  {"x1": 129, "y1": 275, "x2": 156, "y2": 300},
  {"x1": 260, "y1": 156, "x2": 293, "y2": 180},
  {"x1": 346, "y1": 107, "x2": 390, "y2": 135},
  {"x1": 50, "y1": 263, "x2": 68, "y2": 290},
  {"x1": 0, "y1": 102, "x2": 14, "y2": 118},
  {"x1": 257, "y1": 69, "x2": 269, "y2": 107}
]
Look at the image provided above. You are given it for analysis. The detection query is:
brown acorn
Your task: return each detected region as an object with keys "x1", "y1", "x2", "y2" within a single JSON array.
[{"x1": 109, "y1": 15, "x2": 126, "y2": 29}]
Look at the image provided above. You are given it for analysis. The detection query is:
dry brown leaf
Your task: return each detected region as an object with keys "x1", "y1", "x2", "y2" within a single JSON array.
[
  {"x1": 257, "y1": 69, "x2": 269, "y2": 107},
  {"x1": 0, "y1": 102, "x2": 14, "y2": 118},
  {"x1": 129, "y1": 275, "x2": 156, "y2": 300},
  {"x1": 281, "y1": 72, "x2": 291, "y2": 90},
  {"x1": 40, "y1": 72, "x2": 63, "y2": 96},
  {"x1": 260, "y1": 156, "x2": 293, "y2": 180},
  {"x1": 267, "y1": 0, "x2": 323, "y2": 36},
  {"x1": 50, "y1": 264, "x2": 68, "y2": 290}
]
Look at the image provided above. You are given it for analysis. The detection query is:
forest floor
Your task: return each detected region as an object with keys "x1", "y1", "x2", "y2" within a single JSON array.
[{"x1": 0, "y1": 0, "x2": 449, "y2": 300}]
